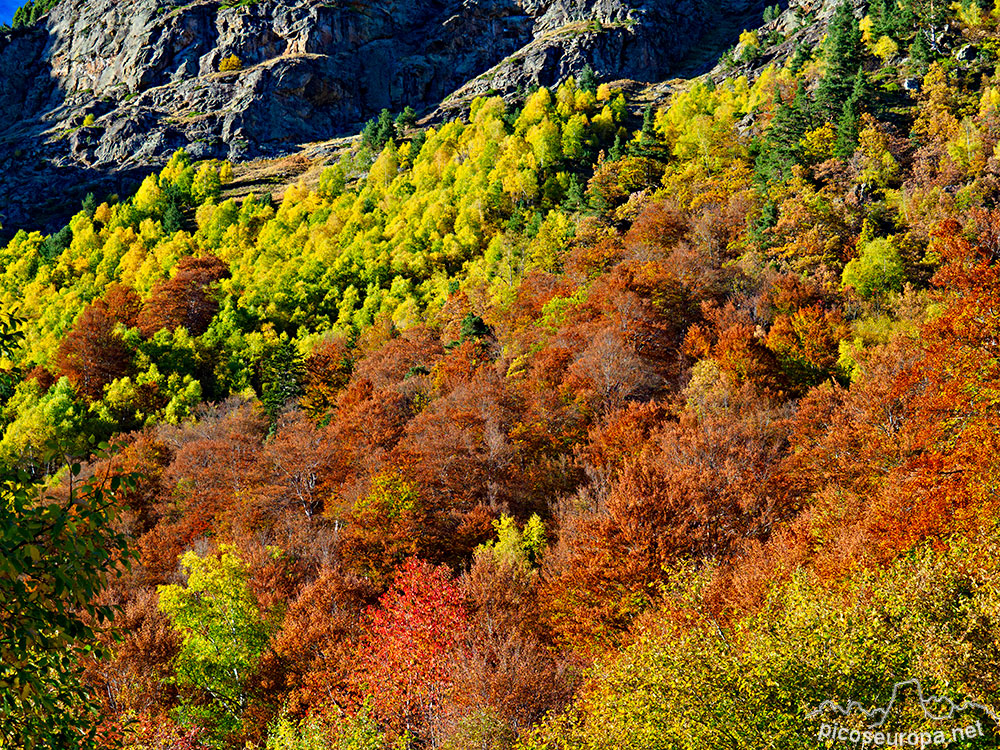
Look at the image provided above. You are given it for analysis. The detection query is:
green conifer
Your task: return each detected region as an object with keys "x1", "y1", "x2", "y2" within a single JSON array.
[
  {"x1": 835, "y1": 69, "x2": 870, "y2": 158},
  {"x1": 815, "y1": 0, "x2": 862, "y2": 121}
]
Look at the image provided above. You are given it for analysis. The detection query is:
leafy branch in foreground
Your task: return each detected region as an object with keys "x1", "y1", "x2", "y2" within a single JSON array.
[{"x1": 0, "y1": 311, "x2": 140, "y2": 750}]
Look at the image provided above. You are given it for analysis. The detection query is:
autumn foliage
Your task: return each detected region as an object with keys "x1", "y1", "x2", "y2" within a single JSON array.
[{"x1": 8, "y1": 6, "x2": 1000, "y2": 747}]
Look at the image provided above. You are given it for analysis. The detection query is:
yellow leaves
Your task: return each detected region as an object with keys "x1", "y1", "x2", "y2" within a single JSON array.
[
  {"x1": 526, "y1": 119, "x2": 562, "y2": 169},
  {"x1": 872, "y1": 35, "x2": 899, "y2": 62},
  {"x1": 946, "y1": 116, "x2": 985, "y2": 177},
  {"x1": 562, "y1": 113, "x2": 589, "y2": 161},
  {"x1": 859, "y1": 14, "x2": 874, "y2": 43},
  {"x1": 528, "y1": 210, "x2": 573, "y2": 272},
  {"x1": 133, "y1": 174, "x2": 164, "y2": 215},
  {"x1": 800, "y1": 123, "x2": 836, "y2": 164},
  {"x1": 736, "y1": 29, "x2": 760, "y2": 61},
  {"x1": 858, "y1": 114, "x2": 901, "y2": 188},
  {"x1": 747, "y1": 66, "x2": 786, "y2": 111},
  {"x1": 575, "y1": 88, "x2": 597, "y2": 113},
  {"x1": 556, "y1": 76, "x2": 579, "y2": 119},
  {"x1": 369, "y1": 142, "x2": 401, "y2": 188},
  {"x1": 979, "y1": 85, "x2": 1000, "y2": 120},
  {"x1": 913, "y1": 63, "x2": 960, "y2": 144},
  {"x1": 470, "y1": 95, "x2": 505, "y2": 125},
  {"x1": 515, "y1": 87, "x2": 554, "y2": 133}
]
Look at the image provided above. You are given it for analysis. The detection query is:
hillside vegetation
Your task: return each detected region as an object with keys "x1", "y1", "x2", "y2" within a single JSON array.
[{"x1": 6, "y1": 0, "x2": 1000, "y2": 748}]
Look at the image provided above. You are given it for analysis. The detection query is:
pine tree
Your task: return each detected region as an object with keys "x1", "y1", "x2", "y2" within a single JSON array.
[
  {"x1": 360, "y1": 109, "x2": 398, "y2": 152},
  {"x1": 578, "y1": 64, "x2": 598, "y2": 94},
  {"x1": 609, "y1": 133, "x2": 625, "y2": 161},
  {"x1": 630, "y1": 105, "x2": 666, "y2": 159},
  {"x1": 640, "y1": 104, "x2": 656, "y2": 145},
  {"x1": 789, "y1": 44, "x2": 810, "y2": 74},
  {"x1": 163, "y1": 196, "x2": 183, "y2": 234},
  {"x1": 374, "y1": 109, "x2": 397, "y2": 148},
  {"x1": 11, "y1": 4, "x2": 29, "y2": 28},
  {"x1": 395, "y1": 105, "x2": 417, "y2": 132},
  {"x1": 869, "y1": 0, "x2": 892, "y2": 39},
  {"x1": 81, "y1": 192, "x2": 97, "y2": 217},
  {"x1": 408, "y1": 129, "x2": 427, "y2": 164},
  {"x1": 815, "y1": 0, "x2": 862, "y2": 121},
  {"x1": 756, "y1": 81, "x2": 814, "y2": 184},
  {"x1": 909, "y1": 30, "x2": 931, "y2": 63},
  {"x1": 260, "y1": 336, "x2": 304, "y2": 422},
  {"x1": 835, "y1": 69, "x2": 870, "y2": 158}
]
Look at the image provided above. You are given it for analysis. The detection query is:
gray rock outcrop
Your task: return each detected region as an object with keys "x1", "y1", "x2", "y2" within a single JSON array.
[{"x1": 0, "y1": 0, "x2": 769, "y2": 233}]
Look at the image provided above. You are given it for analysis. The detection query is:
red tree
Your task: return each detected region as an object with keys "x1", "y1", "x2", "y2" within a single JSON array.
[{"x1": 357, "y1": 558, "x2": 468, "y2": 743}]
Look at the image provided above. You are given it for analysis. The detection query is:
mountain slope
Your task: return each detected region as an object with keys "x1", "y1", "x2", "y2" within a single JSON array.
[{"x1": 0, "y1": 0, "x2": 770, "y2": 233}]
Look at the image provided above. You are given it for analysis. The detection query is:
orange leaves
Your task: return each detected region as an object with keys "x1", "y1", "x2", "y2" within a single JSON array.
[
  {"x1": 765, "y1": 304, "x2": 848, "y2": 388},
  {"x1": 300, "y1": 335, "x2": 353, "y2": 419},
  {"x1": 542, "y1": 391, "x2": 794, "y2": 652}
]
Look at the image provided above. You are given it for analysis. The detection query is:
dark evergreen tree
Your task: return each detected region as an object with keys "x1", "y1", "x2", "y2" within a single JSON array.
[
  {"x1": 460, "y1": 312, "x2": 492, "y2": 342},
  {"x1": 409, "y1": 129, "x2": 427, "y2": 160},
  {"x1": 578, "y1": 64, "x2": 598, "y2": 94},
  {"x1": 374, "y1": 109, "x2": 397, "y2": 148},
  {"x1": 11, "y1": 4, "x2": 29, "y2": 28},
  {"x1": 609, "y1": 133, "x2": 625, "y2": 161},
  {"x1": 630, "y1": 105, "x2": 667, "y2": 159},
  {"x1": 163, "y1": 197, "x2": 184, "y2": 234},
  {"x1": 755, "y1": 81, "x2": 814, "y2": 184},
  {"x1": 789, "y1": 44, "x2": 810, "y2": 74},
  {"x1": 835, "y1": 69, "x2": 871, "y2": 158},
  {"x1": 40, "y1": 225, "x2": 72, "y2": 261},
  {"x1": 361, "y1": 118, "x2": 378, "y2": 151},
  {"x1": 361, "y1": 109, "x2": 398, "y2": 152},
  {"x1": 395, "y1": 106, "x2": 418, "y2": 132},
  {"x1": 814, "y1": 0, "x2": 862, "y2": 121},
  {"x1": 260, "y1": 336, "x2": 304, "y2": 423},
  {"x1": 909, "y1": 29, "x2": 931, "y2": 63},
  {"x1": 80, "y1": 192, "x2": 97, "y2": 218},
  {"x1": 868, "y1": 0, "x2": 892, "y2": 38},
  {"x1": 564, "y1": 174, "x2": 586, "y2": 210}
]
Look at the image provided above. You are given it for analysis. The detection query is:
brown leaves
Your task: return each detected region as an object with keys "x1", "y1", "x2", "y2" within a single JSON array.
[
  {"x1": 53, "y1": 296, "x2": 133, "y2": 400},
  {"x1": 137, "y1": 255, "x2": 229, "y2": 337}
]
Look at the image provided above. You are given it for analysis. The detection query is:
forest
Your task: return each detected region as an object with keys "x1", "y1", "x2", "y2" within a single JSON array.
[{"x1": 6, "y1": 0, "x2": 1000, "y2": 747}]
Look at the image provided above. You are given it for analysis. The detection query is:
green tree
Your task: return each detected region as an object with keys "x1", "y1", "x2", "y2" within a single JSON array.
[
  {"x1": 158, "y1": 545, "x2": 277, "y2": 740},
  {"x1": 815, "y1": 0, "x2": 862, "y2": 121},
  {"x1": 459, "y1": 312, "x2": 491, "y2": 342},
  {"x1": 578, "y1": 64, "x2": 598, "y2": 94},
  {"x1": 755, "y1": 81, "x2": 814, "y2": 184},
  {"x1": 842, "y1": 236, "x2": 905, "y2": 299},
  {"x1": 163, "y1": 193, "x2": 184, "y2": 233},
  {"x1": 259, "y1": 335, "x2": 304, "y2": 422},
  {"x1": 630, "y1": 104, "x2": 666, "y2": 159},
  {"x1": 1, "y1": 423, "x2": 137, "y2": 749},
  {"x1": 395, "y1": 105, "x2": 418, "y2": 132},
  {"x1": 834, "y1": 68, "x2": 871, "y2": 158},
  {"x1": 80, "y1": 192, "x2": 97, "y2": 217},
  {"x1": 362, "y1": 109, "x2": 398, "y2": 152}
]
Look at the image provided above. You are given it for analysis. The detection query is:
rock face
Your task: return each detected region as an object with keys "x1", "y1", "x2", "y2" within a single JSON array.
[{"x1": 0, "y1": 0, "x2": 768, "y2": 232}]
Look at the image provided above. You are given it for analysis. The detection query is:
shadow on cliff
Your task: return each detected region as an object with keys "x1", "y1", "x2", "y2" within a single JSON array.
[{"x1": 0, "y1": 22, "x2": 153, "y2": 241}]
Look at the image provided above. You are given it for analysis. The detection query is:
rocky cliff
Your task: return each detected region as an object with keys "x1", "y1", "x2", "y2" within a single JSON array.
[{"x1": 0, "y1": 0, "x2": 770, "y2": 232}]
